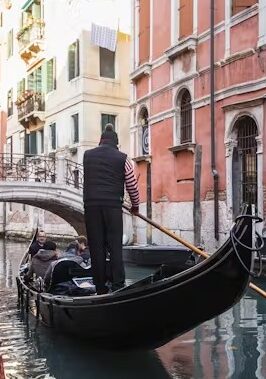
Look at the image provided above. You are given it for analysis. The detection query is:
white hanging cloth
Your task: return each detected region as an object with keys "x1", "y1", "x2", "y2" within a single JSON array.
[{"x1": 90, "y1": 22, "x2": 117, "y2": 52}]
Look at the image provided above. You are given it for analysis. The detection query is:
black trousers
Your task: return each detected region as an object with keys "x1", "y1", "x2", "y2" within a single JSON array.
[{"x1": 84, "y1": 205, "x2": 125, "y2": 293}]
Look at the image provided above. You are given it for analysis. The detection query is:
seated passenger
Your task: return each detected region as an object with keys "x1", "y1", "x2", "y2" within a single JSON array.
[
  {"x1": 59, "y1": 236, "x2": 90, "y2": 265},
  {"x1": 44, "y1": 236, "x2": 87, "y2": 288},
  {"x1": 29, "y1": 230, "x2": 52, "y2": 258},
  {"x1": 25, "y1": 241, "x2": 58, "y2": 284},
  {"x1": 62, "y1": 235, "x2": 88, "y2": 257}
]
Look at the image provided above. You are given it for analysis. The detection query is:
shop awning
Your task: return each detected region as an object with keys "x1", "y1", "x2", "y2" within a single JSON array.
[{"x1": 21, "y1": 0, "x2": 34, "y2": 11}]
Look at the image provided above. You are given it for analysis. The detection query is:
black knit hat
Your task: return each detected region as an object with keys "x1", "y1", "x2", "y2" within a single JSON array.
[{"x1": 100, "y1": 124, "x2": 119, "y2": 146}]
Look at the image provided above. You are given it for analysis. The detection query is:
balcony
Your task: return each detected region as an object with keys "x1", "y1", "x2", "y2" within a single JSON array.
[
  {"x1": 16, "y1": 91, "x2": 45, "y2": 126},
  {"x1": 17, "y1": 19, "x2": 45, "y2": 64}
]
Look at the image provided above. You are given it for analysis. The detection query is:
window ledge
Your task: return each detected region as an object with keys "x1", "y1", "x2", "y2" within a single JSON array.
[
  {"x1": 132, "y1": 154, "x2": 152, "y2": 163},
  {"x1": 220, "y1": 48, "x2": 255, "y2": 66},
  {"x1": 165, "y1": 36, "x2": 197, "y2": 61},
  {"x1": 169, "y1": 143, "x2": 196, "y2": 154},
  {"x1": 130, "y1": 63, "x2": 152, "y2": 82},
  {"x1": 69, "y1": 76, "x2": 80, "y2": 83},
  {"x1": 99, "y1": 76, "x2": 118, "y2": 83}
]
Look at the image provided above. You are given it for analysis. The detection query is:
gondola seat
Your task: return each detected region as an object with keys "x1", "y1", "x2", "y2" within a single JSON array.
[{"x1": 45, "y1": 259, "x2": 92, "y2": 294}]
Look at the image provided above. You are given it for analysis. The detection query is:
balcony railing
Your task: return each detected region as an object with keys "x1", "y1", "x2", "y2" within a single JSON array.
[
  {"x1": 17, "y1": 19, "x2": 45, "y2": 63},
  {"x1": 16, "y1": 92, "x2": 45, "y2": 123}
]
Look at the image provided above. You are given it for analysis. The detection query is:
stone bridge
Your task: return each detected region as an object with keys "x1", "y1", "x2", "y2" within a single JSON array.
[
  {"x1": 0, "y1": 153, "x2": 86, "y2": 234},
  {"x1": 0, "y1": 153, "x2": 133, "y2": 240}
]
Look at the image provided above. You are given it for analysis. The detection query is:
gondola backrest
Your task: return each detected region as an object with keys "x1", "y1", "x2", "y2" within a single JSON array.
[{"x1": 46, "y1": 259, "x2": 91, "y2": 291}]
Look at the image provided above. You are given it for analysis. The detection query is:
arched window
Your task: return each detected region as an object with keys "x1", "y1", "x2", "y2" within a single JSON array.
[
  {"x1": 139, "y1": 107, "x2": 149, "y2": 155},
  {"x1": 180, "y1": 90, "x2": 192, "y2": 144},
  {"x1": 232, "y1": 116, "x2": 258, "y2": 216}
]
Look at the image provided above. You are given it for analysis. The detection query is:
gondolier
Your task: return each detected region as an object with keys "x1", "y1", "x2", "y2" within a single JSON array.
[{"x1": 83, "y1": 124, "x2": 140, "y2": 294}]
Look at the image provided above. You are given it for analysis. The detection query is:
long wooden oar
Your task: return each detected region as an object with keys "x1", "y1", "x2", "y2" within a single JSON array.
[{"x1": 123, "y1": 205, "x2": 266, "y2": 299}]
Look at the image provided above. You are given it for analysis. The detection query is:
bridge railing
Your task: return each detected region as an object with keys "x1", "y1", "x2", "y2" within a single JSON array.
[
  {"x1": 0, "y1": 153, "x2": 56, "y2": 183},
  {"x1": 65, "y1": 159, "x2": 83, "y2": 189},
  {"x1": 0, "y1": 153, "x2": 84, "y2": 190}
]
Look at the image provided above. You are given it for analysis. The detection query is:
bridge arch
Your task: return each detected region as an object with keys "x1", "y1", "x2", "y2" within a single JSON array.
[{"x1": 0, "y1": 181, "x2": 86, "y2": 235}]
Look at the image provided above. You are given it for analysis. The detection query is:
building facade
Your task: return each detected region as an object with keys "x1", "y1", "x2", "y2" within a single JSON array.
[
  {"x1": 131, "y1": 0, "x2": 266, "y2": 250},
  {"x1": 0, "y1": 0, "x2": 131, "y2": 238}
]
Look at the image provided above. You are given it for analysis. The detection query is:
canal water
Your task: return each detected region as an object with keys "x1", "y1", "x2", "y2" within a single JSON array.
[{"x1": 0, "y1": 239, "x2": 266, "y2": 379}]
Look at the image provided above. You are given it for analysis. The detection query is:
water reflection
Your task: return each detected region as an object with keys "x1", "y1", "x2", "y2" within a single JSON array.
[
  {"x1": 157, "y1": 282, "x2": 266, "y2": 379},
  {"x1": 0, "y1": 239, "x2": 265, "y2": 378}
]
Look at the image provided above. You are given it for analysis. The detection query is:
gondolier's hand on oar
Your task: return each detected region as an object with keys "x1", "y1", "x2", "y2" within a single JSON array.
[{"x1": 130, "y1": 206, "x2": 139, "y2": 215}]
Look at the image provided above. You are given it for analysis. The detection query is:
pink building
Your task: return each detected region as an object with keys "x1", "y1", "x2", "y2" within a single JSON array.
[{"x1": 130, "y1": 0, "x2": 266, "y2": 249}]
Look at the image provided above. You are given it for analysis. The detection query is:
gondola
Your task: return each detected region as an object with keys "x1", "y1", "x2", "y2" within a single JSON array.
[{"x1": 16, "y1": 206, "x2": 260, "y2": 350}]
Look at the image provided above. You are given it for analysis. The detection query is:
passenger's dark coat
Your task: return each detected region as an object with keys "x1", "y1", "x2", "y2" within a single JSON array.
[{"x1": 26, "y1": 249, "x2": 57, "y2": 280}]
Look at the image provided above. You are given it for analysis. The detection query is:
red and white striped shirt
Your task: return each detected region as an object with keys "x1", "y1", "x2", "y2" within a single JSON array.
[{"x1": 124, "y1": 159, "x2": 140, "y2": 207}]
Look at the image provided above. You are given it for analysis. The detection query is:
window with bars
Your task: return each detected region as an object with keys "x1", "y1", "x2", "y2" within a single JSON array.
[
  {"x1": 180, "y1": 90, "x2": 192, "y2": 144},
  {"x1": 237, "y1": 117, "x2": 258, "y2": 206},
  {"x1": 72, "y1": 113, "x2": 79, "y2": 143},
  {"x1": 7, "y1": 89, "x2": 13, "y2": 117},
  {"x1": 100, "y1": 47, "x2": 115, "y2": 79},
  {"x1": 68, "y1": 40, "x2": 80, "y2": 81},
  {"x1": 101, "y1": 114, "x2": 116, "y2": 132},
  {"x1": 232, "y1": 116, "x2": 258, "y2": 217},
  {"x1": 231, "y1": 0, "x2": 257, "y2": 16},
  {"x1": 139, "y1": 107, "x2": 149, "y2": 155},
  {"x1": 50, "y1": 123, "x2": 56, "y2": 150}
]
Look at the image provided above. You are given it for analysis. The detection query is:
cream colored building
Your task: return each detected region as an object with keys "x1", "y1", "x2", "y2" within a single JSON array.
[{"x1": 0, "y1": 0, "x2": 131, "y2": 238}]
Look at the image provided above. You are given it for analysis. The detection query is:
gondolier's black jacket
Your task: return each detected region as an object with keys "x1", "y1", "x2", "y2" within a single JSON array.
[{"x1": 83, "y1": 143, "x2": 127, "y2": 207}]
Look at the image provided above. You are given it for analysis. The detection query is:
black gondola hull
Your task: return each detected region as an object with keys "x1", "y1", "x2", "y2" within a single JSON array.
[{"x1": 18, "y1": 210, "x2": 254, "y2": 349}]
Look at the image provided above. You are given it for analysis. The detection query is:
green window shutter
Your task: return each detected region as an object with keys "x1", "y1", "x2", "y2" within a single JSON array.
[
  {"x1": 72, "y1": 113, "x2": 79, "y2": 143},
  {"x1": 36, "y1": 66, "x2": 42, "y2": 93},
  {"x1": 50, "y1": 123, "x2": 56, "y2": 150},
  {"x1": 68, "y1": 41, "x2": 79, "y2": 80},
  {"x1": 7, "y1": 89, "x2": 13, "y2": 117},
  {"x1": 46, "y1": 58, "x2": 54, "y2": 93},
  {"x1": 76, "y1": 39, "x2": 80, "y2": 77},
  {"x1": 53, "y1": 58, "x2": 56, "y2": 89},
  {"x1": 40, "y1": 129, "x2": 44, "y2": 153},
  {"x1": 7, "y1": 29, "x2": 13, "y2": 58},
  {"x1": 30, "y1": 131, "x2": 37, "y2": 155},
  {"x1": 25, "y1": 134, "x2": 30, "y2": 155},
  {"x1": 27, "y1": 73, "x2": 34, "y2": 91},
  {"x1": 17, "y1": 79, "x2": 25, "y2": 97},
  {"x1": 68, "y1": 43, "x2": 75, "y2": 80}
]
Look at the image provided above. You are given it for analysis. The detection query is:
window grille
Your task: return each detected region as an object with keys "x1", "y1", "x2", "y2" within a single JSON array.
[
  {"x1": 237, "y1": 117, "x2": 257, "y2": 206},
  {"x1": 180, "y1": 90, "x2": 192, "y2": 144}
]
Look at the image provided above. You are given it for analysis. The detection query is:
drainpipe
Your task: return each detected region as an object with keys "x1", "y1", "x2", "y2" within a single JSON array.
[
  {"x1": 210, "y1": 0, "x2": 219, "y2": 241},
  {"x1": 146, "y1": 159, "x2": 152, "y2": 244}
]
